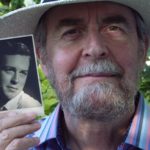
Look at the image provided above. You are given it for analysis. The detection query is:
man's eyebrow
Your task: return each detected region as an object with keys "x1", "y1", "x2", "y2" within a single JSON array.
[
  {"x1": 2, "y1": 66, "x2": 15, "y2": 69},
  {"x1": 56, "y1": 18, "x2": 84, "y2": 30},
  {"x1": 1, "y1": 66, "x2": 15, "y2": 70},
  {"x1": 21, "y1": 70, "x2": 28, "y2": 72},
  {"x1": 102, "y1": 15, "x2": 129, "y2": 26}
]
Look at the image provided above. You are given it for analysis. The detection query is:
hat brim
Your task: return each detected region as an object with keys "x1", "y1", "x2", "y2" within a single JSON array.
[{"x1": 0, "y1": 0, "x2": 150, "y2": 38}]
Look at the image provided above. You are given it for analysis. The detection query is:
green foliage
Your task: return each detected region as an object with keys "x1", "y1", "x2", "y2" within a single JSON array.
[
  {"x1": 11, "y1": 0, "x2": 25, "y2": 10},
  {"x1": 0, "y1": 0, "x2": 40, "y2": 16},
  {"x1": 38, "y1": 66, "x2": 58, "y2": 115},
  {"x1": 0, "y1": 0, "x2": 24, "y2": 15},
  {"x1": 140, "y1": 57, "x2": 150, "y2": 102},
  {"x1": 0, "y1": 3, "x2": 9, "y2": 16},
  {"x1": 33, "y1": 0, "x2": 40, "y2": 4},
  {"x1": 0, "y1": 0, "x2": 11, "y2": 6}
]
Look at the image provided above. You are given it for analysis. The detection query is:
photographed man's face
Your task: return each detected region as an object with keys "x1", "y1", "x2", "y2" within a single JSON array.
[
  {"x1": 42, "y1": 2, "x2": 147, "y2": 121},
  {"x1": 0, "y1": 55, "x2": 30, "y2": 100}
]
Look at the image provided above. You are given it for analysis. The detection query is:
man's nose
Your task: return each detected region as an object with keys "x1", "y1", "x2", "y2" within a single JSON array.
[
  {"x1": 11, "y1": 72, "x2": 19, "y2": 84},
  {"x1": 82, "y1": 29, "x2": 109, "y2": 59}
]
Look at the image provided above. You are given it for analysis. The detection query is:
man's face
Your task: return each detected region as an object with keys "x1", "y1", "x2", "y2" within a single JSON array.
[
  {"x1": 42, "y1": 2, "x2": 147, "y2": 121},
  {"x1": 0, "y1": 55, "x2": 30, "y2": 100}
]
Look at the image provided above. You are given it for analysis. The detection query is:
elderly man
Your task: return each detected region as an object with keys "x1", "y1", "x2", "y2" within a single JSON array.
[
  {"x1": 0, "y1": 0, "x2": 149, "y2": 150},
  {"x1": 0, "y1": 39, "x2": 41, "y2": 110}
]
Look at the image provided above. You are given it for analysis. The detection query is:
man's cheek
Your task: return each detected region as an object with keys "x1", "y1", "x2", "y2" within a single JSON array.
[{"x1": 53, "y1": 54, "x2": 78, "y2": 75}]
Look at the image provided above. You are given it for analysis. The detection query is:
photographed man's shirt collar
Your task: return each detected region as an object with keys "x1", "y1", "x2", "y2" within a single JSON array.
[
  {"x1": 30, "y1": 94, "x2": 150, "y2": 150},
  {"x1": 0, "y1": 91, "x2": 23, "y2": 110}
]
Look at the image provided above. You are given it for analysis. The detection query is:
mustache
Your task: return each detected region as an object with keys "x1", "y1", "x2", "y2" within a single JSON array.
[{"x1": 69, "y1": 59, "x2": 123, "y2": 81}]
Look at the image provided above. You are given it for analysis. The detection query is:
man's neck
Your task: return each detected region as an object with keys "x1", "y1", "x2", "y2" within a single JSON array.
[{"x1": 63, "y1": 108, "x2": 135, "y2": 150}]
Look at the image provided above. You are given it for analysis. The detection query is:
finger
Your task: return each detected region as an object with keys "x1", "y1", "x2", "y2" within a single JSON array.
[
  {"x1": 0, "y1": 122, "x2": 41, "y2": 149},
  {"x1": 6, "y1": 137, "x2": 40, "y2": 150},
  {"x1": 0, "y1": 113, "x2": 37, "y2": 132},
  {"x1": 0, "y1": 111, "x2": 18, "y2": 119}
]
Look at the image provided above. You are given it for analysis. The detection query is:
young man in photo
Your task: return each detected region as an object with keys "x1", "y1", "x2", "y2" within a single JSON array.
[{"x1": 0, "y1": 40, "x2": 41, "y2": 110}]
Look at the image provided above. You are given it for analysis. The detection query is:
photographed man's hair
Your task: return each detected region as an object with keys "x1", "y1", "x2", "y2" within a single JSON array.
[{"x1": 0, "y1": 39, "x2": 31, "y2": 57}]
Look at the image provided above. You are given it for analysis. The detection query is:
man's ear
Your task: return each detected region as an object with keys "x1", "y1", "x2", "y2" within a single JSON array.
[
  {"x1": 140, "y1": 36, "x2": 149, "y2": 69},
  {"x1": 143, "y1": 36, "x2": 149, "y2": 60}
]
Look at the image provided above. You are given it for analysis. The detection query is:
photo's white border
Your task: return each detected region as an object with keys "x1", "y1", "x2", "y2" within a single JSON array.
[
  {"x1": 0, "y1": 34, "x2": 33, "y2": 41},
  {"x1": 0, "y1": 34, "x2": 44, "y2": 116},
  {"x1": 31, "y1": 35, "x2": 44, "y2": 108}
]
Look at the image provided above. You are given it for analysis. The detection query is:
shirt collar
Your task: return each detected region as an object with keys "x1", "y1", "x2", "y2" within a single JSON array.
[
  {"x1": 1, "y1": 91, "x2": 23, "y2": 110},
  {"x1": 125, "y1": 94, "x2": 148, "y2": 149},
  {"x1": 33, "y1": 104, "x2": 61, "y2": 144},
  {"x1": 32, "y1": 104, "x2": 67, "y2": 149}
]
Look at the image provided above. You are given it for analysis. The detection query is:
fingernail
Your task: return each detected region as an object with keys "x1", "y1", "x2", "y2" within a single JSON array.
[
  {"x1": 33, "y1": 122, "x2": 41, "y2": 129},
  {"x1": 34, "y1": 137, "x2": 40, "y2": 145},
  {"x1": 26, "y1": 113, "x2": 38, "y2": 119}
]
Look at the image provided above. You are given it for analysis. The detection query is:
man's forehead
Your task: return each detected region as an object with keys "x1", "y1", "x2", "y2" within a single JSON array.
[
  {"x1": 46, "y1": 2, "x2": 133, "y2": 19},
  {"x1": 0, "y1": 55, "x2": 30, "y2": 69},
  {"x1": 44, "y1": 1, "x2": 135, "y2": 28}
]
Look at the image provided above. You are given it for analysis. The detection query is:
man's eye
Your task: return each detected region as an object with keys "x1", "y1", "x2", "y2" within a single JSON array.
[
  {"x1": 2, "y1": 68, "x2": 14, "y2": 73},
  {"x1": 20, "y1": 71, "x2": 28, "y2": 76},
  {"x1": 108, "y1": 25, "x2": 121, "y2": 31},
  {"x1": 101, "y1": 25, "x2": 125, "y2": 38},
  {"x1": 62, "y1": 28, "x2": 81, "y2": 40},
  {"x1": 5, "y1": 70, "x2": 13, "y2": 73},
  {"x1": 65, "y1": 29, "x2": 79, "y2": 35}
]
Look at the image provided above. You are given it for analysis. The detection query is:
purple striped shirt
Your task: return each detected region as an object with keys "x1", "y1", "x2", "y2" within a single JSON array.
[{"x1": 28, "y1": 94, "x2": 150, "y2": 150}]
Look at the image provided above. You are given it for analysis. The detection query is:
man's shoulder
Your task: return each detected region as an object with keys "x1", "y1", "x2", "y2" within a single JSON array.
[
  {"x1": 138, "y1": 97, "x2": 150, "y2": 149},
  {"x1": 143, "y1": 98, "x2": 150, "y2": 120},
  {"x1": 142, "y1": 96, "x2": 150, "y2": 115}
]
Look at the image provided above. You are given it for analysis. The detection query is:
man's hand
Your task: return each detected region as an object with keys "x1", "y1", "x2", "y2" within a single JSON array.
[{"x1": 0, "y1": 111, "x2": 41, "y2": 150}]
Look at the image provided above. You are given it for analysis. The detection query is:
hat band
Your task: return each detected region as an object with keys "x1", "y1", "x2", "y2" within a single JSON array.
[{"x1": 43, "y1": 0, "x2": 57, "y2": 3}]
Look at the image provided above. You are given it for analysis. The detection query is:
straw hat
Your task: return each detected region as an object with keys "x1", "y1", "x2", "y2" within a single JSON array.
[{"x1": 0, "y1": 0, "x2": 150, "y2": 38}]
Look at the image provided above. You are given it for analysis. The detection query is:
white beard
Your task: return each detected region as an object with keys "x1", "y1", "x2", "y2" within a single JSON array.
[{"x1": 46, "y1": 59, "x2": 139, "y2": 121}]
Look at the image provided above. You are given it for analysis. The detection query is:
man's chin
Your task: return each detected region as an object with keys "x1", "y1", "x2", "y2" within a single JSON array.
[
  {"x1": 6, "y1": 92, "x2": 20, "y2": 100},
  {"x1": 61, "y1": 83, "x2": 135, "y2": 121},
  {"x1": 73, "y1": 78, "x2": 120, "y2": 94}
]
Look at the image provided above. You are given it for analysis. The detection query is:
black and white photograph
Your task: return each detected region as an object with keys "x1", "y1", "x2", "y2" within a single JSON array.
[{"x1": 0, "y1": 35, "x2": 43, "y2": 114}]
